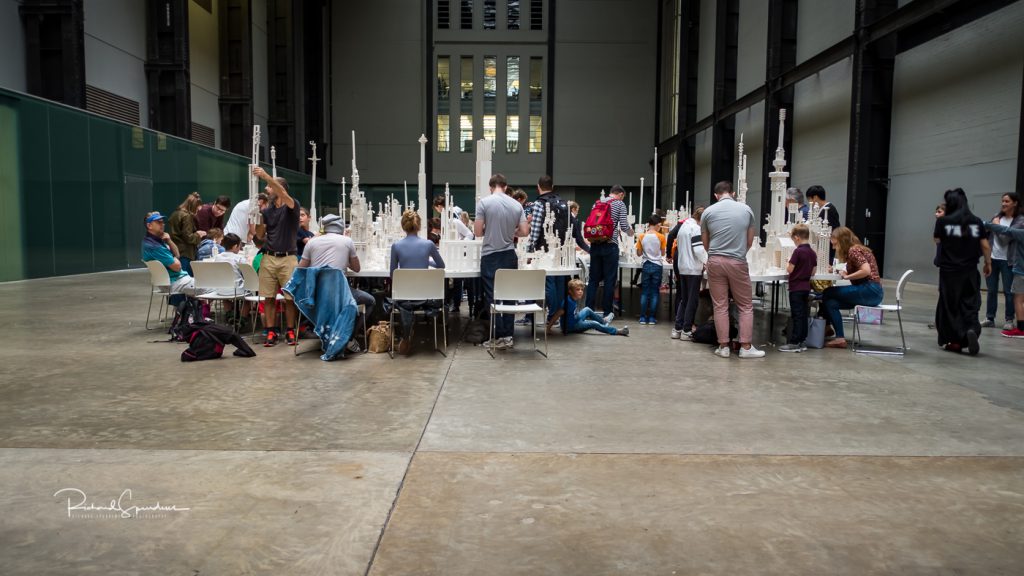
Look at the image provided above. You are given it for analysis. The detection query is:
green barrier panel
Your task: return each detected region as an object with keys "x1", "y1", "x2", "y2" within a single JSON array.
[{"x1": 0, "y1": 87, "x2": 312, "y2": 282}]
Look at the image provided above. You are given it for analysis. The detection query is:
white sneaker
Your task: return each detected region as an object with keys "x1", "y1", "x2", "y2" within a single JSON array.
[
  {"x1": 670, "y1": 329, "x2": 681, "y2": 339},
  {"x1": 739, "y1": 345, "x2": 766, "y2": 359},
  {"x1": 345, "y1": 339, "x2": 362, "y2": 354},
  {"x1": 713, "y1": 346, "x2": 730, "y2": 358},
  {"x1": 603, "y1": 313, "x2": 615, "y2": 323}
]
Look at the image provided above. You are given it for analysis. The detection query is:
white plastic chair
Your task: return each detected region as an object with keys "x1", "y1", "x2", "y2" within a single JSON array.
[
  {"x1": 490, "y1": 269, "x2": 547, "y2": 358},
  {"x1": 192, "y1": 261, "x2": 243, "y2": 327},
  {"x1": 390, "y1": 268, "x2": 447, "y2": 358},
  {"x1": 144, "y1": 260, "x2": 171, "y2": 330},
  {"x1": 853, "y1": 269, "x2": 913, "y2": 356}
]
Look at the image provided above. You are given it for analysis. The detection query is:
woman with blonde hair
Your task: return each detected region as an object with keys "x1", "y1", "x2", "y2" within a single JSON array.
[
  {"x1": 168, "y1": 191, "x2": 205, "y2": 274},
  {"x1": 819, "y1": 226, "x2": 884, "y2": 349},
  {"x1": 388, "y1": 210, "x2": 446, "y2": 354}
]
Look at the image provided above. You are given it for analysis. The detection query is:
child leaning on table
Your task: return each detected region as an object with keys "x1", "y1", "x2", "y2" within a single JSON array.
[
  {"x1": 779, "y1": 224, "x2": 817, "y2": 352},
  {"x1": 547, "y1": 279, "x2": 630, "y2": 336}
]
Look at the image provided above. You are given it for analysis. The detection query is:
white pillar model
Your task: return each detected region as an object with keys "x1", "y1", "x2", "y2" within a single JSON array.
[
  {"x1": 248, "y1": 124, "x2": 262, "y2": 226},
  {"x1": 736, "y1": 134, "x2": 748, "y2": 205},
  {"x1": 307, "y1": 141, "x2": 319, "y2": 227},
  {"x1": 652, "y1": 146, "x2": 658, "y2": 213},
  {"x1": 418, "y1": 134, "x2": 428, "y2": 239},
  {"x1": 475, "y1": 138, "x2": 492, "y2": 204},
  {"x1": 767, "y1": 109, "x2": 789, "y2": 238},
  {"x1": 339, "y1": 177, "x2": 346, "y2": 225},
  {"x1": 270, "y1": 145, "x2": 277, "y2": 178},
  {"x1": 638, "y1": 177, "x2": 645, "y2": 232}
]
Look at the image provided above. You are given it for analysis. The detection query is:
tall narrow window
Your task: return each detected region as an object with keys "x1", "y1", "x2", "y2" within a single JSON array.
[
  {"x1": 529, "y1": 57, "x2": 542, "y2": 153},
  {"x1": 530, "y1": 0, "x2": 543, "y2": 30},
  {"x1": 437, "y1": 57, "x2": 451, "y2": 152},
  {"x1": 483, "y1": 55, "x2": 497, "y2": 147},
  {"x1": 460, "y1": 0, "x2": 473, "y2": 29},
  {"x1": 506, "y1": 56, "x2": 520, "y2": 153},
  {"x1": 438, "y1": 0, "x2": 450, "y2": 29},
  {"x1": 460, "y1": 56, "x2": 474, "y2": 152},
  {"x1": 507, "y1": 0, "x2": 520, "y2": 30},
  {"x1": 483, "y1": 0, "x2": 496, "y2": 30},
  {"x1": 460, "y1": 115, "x2": 473, "y2": 152}
]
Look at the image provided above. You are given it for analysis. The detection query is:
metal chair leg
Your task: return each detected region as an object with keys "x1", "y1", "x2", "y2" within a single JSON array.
[
  {"x1": 897, "y1": 308, "x2": 906, "y2": 353},
  {"x1": 389, "y1": 307, "x2": 396, "y2": 359},
  {"x1": 146, "y1": 290, "x2": 156, "y2": 330},
  {"x1": 488, "y1": 305, "x2": 496, "y2": 359}
]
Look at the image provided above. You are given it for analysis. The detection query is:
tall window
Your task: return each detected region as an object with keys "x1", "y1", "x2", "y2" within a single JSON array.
[
  {"x1": 508, "y1": 0, "x2": 520, "y2": 30},
  {"x1": 483, "y1": 56, "x2": 497, "y2": 147},
  {"x1": 483, "y1": 0, "x2": 496, "y2": 30},
  {"x1": 437, "y1": 57, "x2": 451, "y2": 152},
  {"x1": 529, "y1": 57, "x2": 543, "y2": 153},
  {"x1": 660, "y1": 0, "x2": 681, "y2": 140},
  {"x1": 506, "y1": 56, "x2": 520, "y2": 153},
  {"x1": 460, "y1": 0, "x2": 473, "y2": 29},
  {"x1": 460, "y1": 57, "x2": 474, "y2": 152},
  {"x1": 530, "y1": 0, "x2": 543, "y2": 30},
  {"x1": 438, "y1": 0, "x2": 450, "y2": 29}
]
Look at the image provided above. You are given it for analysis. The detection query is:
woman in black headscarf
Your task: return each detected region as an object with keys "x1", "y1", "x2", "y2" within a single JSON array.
[{"x1": 933, "y1": 188, "x2": 992, "y2": 355}]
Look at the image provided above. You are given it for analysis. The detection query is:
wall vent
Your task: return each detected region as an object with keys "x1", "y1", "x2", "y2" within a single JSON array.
[
  {"x1": 85, "y1": 84, "x2": 141, "y2": 126},
  {"x1": 191, "y1": 122, "x2": 216, "y2": 147}
]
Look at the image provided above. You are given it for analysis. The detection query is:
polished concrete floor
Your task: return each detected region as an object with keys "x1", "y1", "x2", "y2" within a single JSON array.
[{"x1": 0, "y1": 270, "x2": 1022, "y2": 575}]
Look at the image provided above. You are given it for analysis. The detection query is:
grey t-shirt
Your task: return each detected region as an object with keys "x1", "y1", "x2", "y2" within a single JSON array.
[
  {"x1": 301, "y1": 233, "x2": 356, "y2": 270},
  {"x1": 700, "y1": 196, "x2": 755, "y2": 261},
  {"x1": 476, "y1": 192, "x2": 526, "y2": 256}
]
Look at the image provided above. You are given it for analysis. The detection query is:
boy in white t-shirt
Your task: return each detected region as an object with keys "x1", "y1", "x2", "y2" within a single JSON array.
[{"x1": 635, "y1": 214, "x2": 666, "y2": 325}]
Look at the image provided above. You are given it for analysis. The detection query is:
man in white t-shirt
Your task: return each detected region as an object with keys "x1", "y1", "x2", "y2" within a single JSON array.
[
  {"x1": 223, "y1": 193, "x2": 268, "y2": 243},
  {"x1": 297, "y1": 214, "x2": 375, "y2": 352}
]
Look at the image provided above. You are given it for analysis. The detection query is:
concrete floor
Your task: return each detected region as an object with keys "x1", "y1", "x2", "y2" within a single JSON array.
[{"x1": 0, "y1": 270, "x2": 1022, "y2": 575}]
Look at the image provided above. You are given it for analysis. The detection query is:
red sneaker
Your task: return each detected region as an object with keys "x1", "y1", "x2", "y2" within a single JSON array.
[
  {"x1": 1001, "y1": 328, "x2": 1024, "y2": 339},
  {"x1": 264, "y1": 330, "x2": 279, "y2": 347},
  {"x1": 286, "y1": 329, "x2": 297, "y2": 345}
]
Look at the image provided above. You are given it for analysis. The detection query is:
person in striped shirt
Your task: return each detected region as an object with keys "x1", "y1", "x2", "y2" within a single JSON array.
[{"x1": 585, "y1": 185, "x2": 633, "y2": 315}]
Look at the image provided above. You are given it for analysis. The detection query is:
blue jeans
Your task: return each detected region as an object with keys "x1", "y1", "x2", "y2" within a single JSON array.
[
  {"x1": 545, "y1": 277, "x2": 566, "y2": 322},
  {"x1": 569, "y1": 306, "x2": 617, "y2": 335},
  {"x1": 179, "y1": 256, "x2": 193, "y2": 275},
  {"x1": 586, "y1": 242, "x2": 620, "y2": 314},
  {"x1": 822, "y1": 282, "x2": 883, "y2": 338},
  {"x1": 639, "y1": 261, "x2": 662, "y2": 319},
  {"x1": 986, "y1": 259, "x2": 1014, "y2": 321},
  {"x1": 481, "y1": 249, "x2": 519, "y2": 338},
  {"x1": 789, "y1": 290, "x2": 810, "y2": 344}
]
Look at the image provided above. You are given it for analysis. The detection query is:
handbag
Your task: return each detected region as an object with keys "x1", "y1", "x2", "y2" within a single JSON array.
[
  {"x1": 806, "y1": 317, "x2": 826, "y2": 349},
  {"x1": 366, "y1": 321, "x2": 392, "y2": 353}
]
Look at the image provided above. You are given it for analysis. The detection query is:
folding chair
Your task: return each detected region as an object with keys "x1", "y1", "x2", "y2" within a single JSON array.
[
  {"x1": 853, "y1": 269, "x2": 913, "y2": 356},
  {"x1": 389, "y1": 268, "x2": 447, "y2": 358},
  {"x1": 192, "y1": 261, "x2": 243, "y2": 328},
  {"x1": 144, "y1": 260, "x2": 172, "y2": 330},
  {"x1": 490, "y1": 269, "x2": 547, "y2": 358}
]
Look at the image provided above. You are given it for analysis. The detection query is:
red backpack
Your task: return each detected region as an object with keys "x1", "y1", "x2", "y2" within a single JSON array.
[{"x1": 584, "y1": 200, "x2": 615, "y2": 243}]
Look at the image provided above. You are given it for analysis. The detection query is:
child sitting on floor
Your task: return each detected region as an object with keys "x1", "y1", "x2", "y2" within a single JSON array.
[{"x1": 547, "y1": 279, "x2": 629, "y2": 336}]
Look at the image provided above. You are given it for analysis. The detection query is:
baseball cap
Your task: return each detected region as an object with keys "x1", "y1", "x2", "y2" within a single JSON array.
[{"x1": 145, "y1": 212, "x2": 166, "y2": 224}]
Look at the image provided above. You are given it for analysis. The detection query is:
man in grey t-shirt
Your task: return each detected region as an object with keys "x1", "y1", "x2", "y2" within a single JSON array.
[
  {"x1": 474, "y1": 173, "x2": 529, "y2": 349},
  {"x1": 700, "y1": 181, "x2": 764, "y2": 359}
]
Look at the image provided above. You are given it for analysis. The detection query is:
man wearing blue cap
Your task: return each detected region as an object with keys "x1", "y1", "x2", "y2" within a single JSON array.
[{"x1": 142, "y1": 211, "x2": 200, "y2": 295}]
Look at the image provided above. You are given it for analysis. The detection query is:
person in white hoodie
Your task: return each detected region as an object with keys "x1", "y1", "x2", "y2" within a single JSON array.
[{"x1": 670, "y1": 206, "x2": 707, "y2": 339}]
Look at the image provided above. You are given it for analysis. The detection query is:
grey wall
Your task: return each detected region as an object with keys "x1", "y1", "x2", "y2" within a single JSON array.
[
  {"x1": 736, "y1": 0, "x2": 768, "y2": 97},
  {"x1": 0, "y1": 0, "x2": 25, "y2": 92},
  {"x1": 84, "y1": 0, "x2": 148, "y2": 125},
  {"x1": 330, "y1": 1, "x2": 425, "y2": 186},
  {"x1": 791, "y1": 57, "x2": 852, "y2": 226},
  {"x1": 552, "y1": 0, "x2": 657, "y2": 187},
  {"x1": 886, "y1": 2, "x2": 1024, "y2": 284},
  {"x1": 796, "y1": 0, "x2": 854, "y2": 64},
  {"x1": 696, "y1": 0, "x2": 716, "y2": 119},
  {"x1": 190, "y1": 0, "x2": 220, "y2": 146}
]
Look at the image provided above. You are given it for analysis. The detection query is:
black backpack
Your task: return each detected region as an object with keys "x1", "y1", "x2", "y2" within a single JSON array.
[
  {"x1": 180, "y1": 321, "x2": 257, "y2": 361},
  {"x1": 533, "y1": 192, "x2": 570, "y2": 251},
  {"x1": 168, "y1": 298, "x2": 206, "y2": 342}
]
